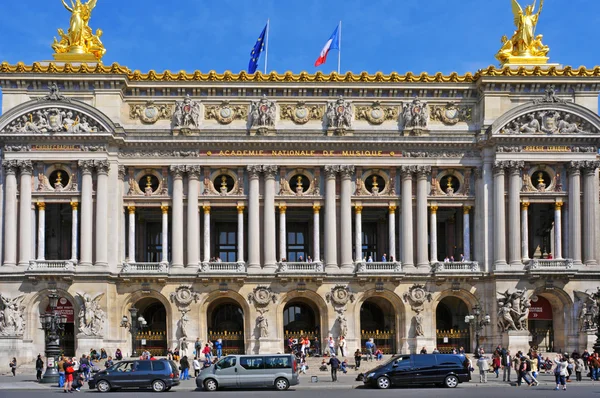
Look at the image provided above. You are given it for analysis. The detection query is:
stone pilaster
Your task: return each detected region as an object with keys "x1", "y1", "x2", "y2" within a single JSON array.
[
  {"x1": 36, "y1": 202, "x2": 45, "y2": 260},
  {"x1": 18, "y1": 160, "x2": 33, "y2": 266},
  {"x1": 237, "y1": 205, "x2": 245, "y2": 263},
  {"x1": 313, "y1": 204, "x2": 321, "y2": 263},
  {"x1": 161, "y1": 205, "x2": 169, "y2": 263},
  {"x1": 78, "y1": 160, "x2": 94, "y2": 267},
  {"x1": 170, "y1": 165, "x2": 186, "y2": 268},
  {"x1": 493, "y1": 161, "x2": 507, "y2": 268},
  {"x1": 582, "y1": 160, "x2": 599, "y2": 265},
  {"x1": 388, "y1": 204, "x2": 396, "y2": 262},
  {"x1": 463, "y1": 206, "x2": 471, "y2": 261},
  {"x1": 401, "y1": 166, "x2": 415, "y2": 269},
  {"x1": 127, "y1": 205, "x2": 136, "y2": 263},
  {"x1": 567, "y1": 161, "x2": 582, "y2": 265},
  {"x1": 186, "y1": 165, "x2": 201, "y2": 267},
  {"x1": 430, "y1": 205, "x2": 438, "y2": 263},
  {"x1": 94, "y1": 160, "x2": 110, "y2": 267},
  {"x1": 247, "y1": 165, "x2": 262, "y2": 271},
  {"x1": 339, "y1": 165, "x2": 355, "y2": 272},
  {"x1": 324, "y1": 165, "x2": 338, "y2": 272},
  {"x1": 521, "y1": 202, "x2": 529, "y2": 262},
  {"x1": 118, "y1": 166, "x2": 126, "y2": 264},
  {"x1": 263, "y1": 165, "x2": 278, "y2": 271},
  {"x1": 354, "y1": 205, "x2": 363, "y2": 262},
  {"x1": 554, "y1": 202, "x2": 563, "y2": 260},
  {"x1": 279, "y1": 204, "x2": 287, "y2": 261},
  {"x1": 416, "y1": 165, "x2": 430, "y2": 269},
  {"x1": 507, "y1": 160, "x2": 523, "y2": 266},
  {"x1": 2, "y1": 160, "x2": 18, "y2": 266}
]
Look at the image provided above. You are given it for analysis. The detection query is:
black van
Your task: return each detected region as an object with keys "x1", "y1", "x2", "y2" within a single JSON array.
[{"x1": 363, "y1": 354, "x2": 470, "y2": 389}]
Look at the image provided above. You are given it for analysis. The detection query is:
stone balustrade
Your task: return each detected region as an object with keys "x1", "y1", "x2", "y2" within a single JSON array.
[
  {"x1": 432, "y1": 261, "x2": 481, "y2": 273},
  {"x1": 27, "y1": 260, "x2": 76, "y2": 272},
  {"x1": 200, "y1": 261, "x2": 246, "y2": 273},
  {"x1": 527, "y1": 258, "x2": 574, "y2": 272},
  {"x1": 120, "y1": 262, "x2": 169, "y2": 274},
  {"x1": 277, "y1": 261, "x2": 324, "y2": 273},
  {"x1": 356, "y1": 261, "x2": 402, "y2": 273}
]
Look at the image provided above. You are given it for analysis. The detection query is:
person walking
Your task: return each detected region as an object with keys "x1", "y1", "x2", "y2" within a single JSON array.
[
  {"x1": 327, "y1": 354, "x2": 340, "y2": 382},
  {"x1": 476, "y1": 354, "x2": 489, "y2": 383},
  {"x1": 328, "y1": 337, "x2": 335, "y2": 357},
  {"x1": 339, "y1": 336, "x2": 347, "y2": 357},
  {"x1": 299, "y1": 355, "x2": 307, "y2": 375},
  {"x1": 202, "y1": 343, "x2": 212, "y2": 363},
  {"x1": 79, "y1": 354, "x2": 90, "y2": 381},
  {"x1": 582, "y1": 349, "x2": 590, "y2": 372},
  {"x1": 215, "y1": 339, "x2": 223, "y2": 360},
  {"x1": 354, "y1": 349, "x2": 362, "y2": 370},
  {"x1": 492, "y1": 353, "x2": 501, "y2": 378},
  {"x1": 554, "y1": 354, "x2": 568, "y2": 391},
  {"x1": 575, "y1": 355, "x2": 584, "y2": 381},
  {"x1": 63, "y1": 357, "x2": 75, "y2": 393},
  {"x1": 180, "y1": 356, "x2": 190, "y2": 380},
  {"x1": 590, "y1": 353, "x2": 600, "y2": 380},
  {"x1": 35, "y1": 354, "x2": 44, "y2": 382},
  {"x1": 525, "y1": 355, "x2": 538, "y2": 386},
  {"x1": 57, "y1": 356, "x2": 65, "y2": 388},
  {"x1": 313, "y1": 337, "x2": 320, "y2": 356},
  {"x1": 193, "y1": 357, "x2": 201, "y2": 377},
  {"x1": 194, "y1": 338, "x2": 202, "y2": 357},
  {"x1": 502, "y1": 349, "x2": 511, "y2": 382},
  {"x1": 365, "y1": 338, "x2": 374, "y2": 361},
  {"x1": 9, "y1": 357, "x2": 17, "y2": 377}
]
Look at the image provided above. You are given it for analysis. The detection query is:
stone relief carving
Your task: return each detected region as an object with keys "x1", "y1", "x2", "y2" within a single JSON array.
[
  {"x1": 496, "y1": 289, "x2": 530, "y2": 332},
  {"x1": 499, "y1": 110, "x2": 591, "y2": 135},
  {"x1": 575, "y1": 290, "x2": 599, "y2": 331},
  {"x1": 119, "y1": 150, "x2": 200, "y2": 158},
  {"x1": 402, "y1": 98, "x2": 429, "y2": 134},
  {"x1": 130, "y1": 101, "x2": 173, "y2": 124},
  {"x1": 497, "y1": 146, "x2": 523, "y2": 153},
  {"x1": 76, "y1": 292, "x2": 105, "y2": 337},
  {"x1": 177, "y1": 309, "x2": 190, "y2": 340},
  {"x1": 325, "y1": 285, "x2": 355, "y2": 314},
  {"x1": 247, "y1": 286, "x2": 277, "y2": 306},
  {"x1": 326, "y1": 96, "x2": 353, "y2": 133},
  {"x1": 414, "y1": 310, "x2": 425, "y2": 337},
  {"x1": 533, "y1": 85, "x2": 567, "y2": 105},
  {"x1": 173, "y1": 95, "x2": 201, "y2": 128},
  {"x1": 37, "y1": 83, "x2": 70, "y2": 102},
  {"x1": 205, "y1": 101, "x2": 248, "y2": 125},
  {"x1": 0, "y1": 294, "x2": 25, "y2": 337},
  {"x1": 337, "y1": 313, "x2": 349, "y2": 337},
  {"x1": 430, "y1": 102, "x2": 472, "y2": 125},
  {"x1": 280, "y1": 101, "x2": 324, "y2": 124},
  {"x1": 249, "y1": 95, "x2": 276, "y2": 132},
  {"x1": 356, "y1": 101, "x2": 398, "y2": 125},
  {"x1": 402, "y1": 284, "x2": 432, "y2": 312},
  {"x1": 402, "y1": 150, "x2": 478, "y2": 158},
  {"x1": 3, "y1": 145, "x2": 31, "y2": 152},
  {"x1": 5, "y1": 107, "x2": 103, "y2": 133},
  {"x1": 170, "y1": 286, "x2": 200, "y2": 309},
  {"x1": 257, "y1": 308, "x2": 269, "y2": 338}
]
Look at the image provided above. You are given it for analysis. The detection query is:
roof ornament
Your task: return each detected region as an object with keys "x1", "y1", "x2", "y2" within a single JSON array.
[
  {"x1": 533, "y1": 84, "x2": 567, "y2": 104},
  {"x1": 495, "y1": 0, "x2": 550, "y2": 66},
  {"x1": 37, "y1": 83, "x2": 71, "y2": 102}
]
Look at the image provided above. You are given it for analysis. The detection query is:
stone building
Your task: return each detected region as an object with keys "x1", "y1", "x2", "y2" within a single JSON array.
[{"x1": 0, "y1": 61, "x2": 600, "y2": 364}]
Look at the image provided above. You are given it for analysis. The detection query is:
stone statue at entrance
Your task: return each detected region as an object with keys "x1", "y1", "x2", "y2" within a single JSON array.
[
  {"x1": 337, "y1": 314, "x2": 348, "y2": 338},
  {"x1": 496, "y1": 289, "x2": 530, "y2": 332},
  {"x1": 257, "y1": 309, "x2": 269, "y2": 338},
  {"x1": 0, "y1": 294, "x2": 25, "y2": 337},
  {"x1": 76, "y1": 292, "x2": 105, "y2": 337},
  {"x1": 178, "y1": 309, "x2": 190, "y2": 340}
]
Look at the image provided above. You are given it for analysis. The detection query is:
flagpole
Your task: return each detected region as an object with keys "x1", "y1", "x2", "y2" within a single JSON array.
[
  {"x1": 264, "y1": 19, "x2": 270, "y2": 74},
  {"x1": 337, "y1": 20, "x2": 341, "y2": 74}
]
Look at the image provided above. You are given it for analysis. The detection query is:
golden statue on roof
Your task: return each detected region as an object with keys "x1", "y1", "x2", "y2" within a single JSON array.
[
  {"x1": 52, "y1": 0, "x2": 105, "y2": 62},
  {"x1": 495, "y1": 0, "x2": 549, "y2": 66}
]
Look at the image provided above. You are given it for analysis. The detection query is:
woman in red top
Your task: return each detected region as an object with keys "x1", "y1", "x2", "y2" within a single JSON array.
[
  {"x1": 63, "y1": 357, "x2": 75, "y2": 393},
  {"x1": 492, "y1": 353, "x2": 502, "y2": 378}
]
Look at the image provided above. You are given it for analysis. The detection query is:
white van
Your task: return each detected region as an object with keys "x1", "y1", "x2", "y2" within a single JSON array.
[{"x1": 196, "y1": 354, "x2": 299, "y2": 391}]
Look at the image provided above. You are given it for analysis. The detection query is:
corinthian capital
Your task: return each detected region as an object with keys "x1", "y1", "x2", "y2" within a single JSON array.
[
  {"x1": 506, "y1": 160, "x2": 524, "y2": 175},
  {"x1": 246, "y1": 165, "x2": 262, "y2": 179},
  {"x1": 117, "y1": 165, "x2": 126, "y2": 180},
  {"x1": 2, "y1": 160, "x2": 18, "y2": 175},
  {"x1": 186, "y1": 165, "x2": 202, "y2": 179},
  {"x1": 492, "y1": 161, "x2": 507, "y2": 175},
  {"x1": 262, "y1": 165, "x2": 279, "y2": 179},
  {"x1": 400, "y1": 165, "x2": 416, "y2": 179},
  {"x1": 581, "y1": 160, "x2": 600, "y2": 176},
  {"x1": 339, "y1": 165, "x2": 355, "y2": 179},
  {"x1": 567, "y1": 161, "x2": 583, "y2": 175},
  {"x1": 416, "y1": 165, "x2": 431, "y2": 178},
  {"x1": 324, "y1": 165, "x2": 340, "y2": 179},
  {"x1": 170, "y1": 164, "x2": 186, "y2": 179},
  {"x1": 94, "y1": 160, "x2": 110, "y2": 175},
  {"x1": 17, "y1": 160, "x2": 33, "y2": 174},
  {"x1": 78, "y1": 160, "x2": 95, "y2": 175}
]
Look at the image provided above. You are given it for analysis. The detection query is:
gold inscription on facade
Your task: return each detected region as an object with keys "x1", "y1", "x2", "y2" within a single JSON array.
[
  {"x1": 31, "y1": 144, "x2": 81, "y2": 151},
  {"x1": 523, "y1": 146, "x2": 571, "y2": 152},
  {"x1": 209, "y1": 149, "x2": 393, "y2": 157}
]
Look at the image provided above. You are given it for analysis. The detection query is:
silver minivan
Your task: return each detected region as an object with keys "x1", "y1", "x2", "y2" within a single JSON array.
[{"x1": 196, "y1": 354, "x2": 299, "y2": 391}]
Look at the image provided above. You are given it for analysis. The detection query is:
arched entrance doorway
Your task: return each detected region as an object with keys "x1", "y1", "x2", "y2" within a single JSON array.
[
  {"x1": 207, "y1": 299, "x2": 245, "y2": 354},
  {"x1": 528, "y1": 295, "x2": 554, "y2": 352},
  {"x1": 45, "y1": 296, "x2": 75, "y2": 357},
  {"x1": 283, "y1": 300, "x2": 320, "y2": 353},
  {"x1": 134, "y1": 298, "x2": 167, "y2": 356},
  {"x1": 360, "y1": 298, "x2": 396, "y2": 354},
  {"x1": 436, "y1": 297, "x2": 470, "y2": 353}
]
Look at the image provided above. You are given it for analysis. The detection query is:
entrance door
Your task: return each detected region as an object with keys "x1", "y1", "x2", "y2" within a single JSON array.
[
  {"x1": 134, "y1": 298, "x2": 167, "y2": 356},
  {"x1": 283, "y1": 301, "x2": 319, "y2": 352},
  {"x1": 528, "y1": 295, "x2": 554, "y2": 351},
  {"x1": 436, "y1": 297, "x2": 470, "y2": 353},
  {"x1": 360, "y1": 299, "x2": 396, "y2": 354},
  {"x1": 208, "y1": 301, "x2": 245, "y2": 354},
  {"x1": 46, "y1": 296, "x2": 75, "y2": 357}
]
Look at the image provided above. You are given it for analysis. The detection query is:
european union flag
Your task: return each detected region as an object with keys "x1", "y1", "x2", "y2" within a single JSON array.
[{"x1": 248, "y1": 24, "x2": 267, "y2": 74}]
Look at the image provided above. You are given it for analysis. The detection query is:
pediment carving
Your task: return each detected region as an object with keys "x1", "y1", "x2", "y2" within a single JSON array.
[{"x1": 2, "y1": 105, "x2": 107, "y2": 134}]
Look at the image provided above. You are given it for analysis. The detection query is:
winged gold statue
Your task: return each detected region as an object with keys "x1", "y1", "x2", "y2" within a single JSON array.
[
  {"x1": 52, "y1": 0, "x2": 106, "y2": 62},
  {"x1": 495, "y1": 0, "x2": 549, "y2": 66}
]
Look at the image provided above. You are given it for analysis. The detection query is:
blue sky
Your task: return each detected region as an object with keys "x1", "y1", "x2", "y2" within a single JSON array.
[{"x1": 1, "y1": 0, "x2": 598, "y2": 75}]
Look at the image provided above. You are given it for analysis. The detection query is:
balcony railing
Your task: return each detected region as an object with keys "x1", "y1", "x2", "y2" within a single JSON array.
[
  {"x1": 200, "y1": 261, "x2": 246, "y2": 273},
  {"x1": 277, "y1": 261, "x2": 323, "y2": 273},
  {"x1": 527, "y1": 258, "x2": 574, "y2": 271},
  {"x1": 432, "y1": 261, "x2": 481, "y2": 273},
  {"x1": 27, "y1": 260, "x2": 76, "y2": 272},
  {"x1": 356, "y1": 261, "x2": 402, "y2": 273},
  {"x1": 121, "y1": 262, "x2": 169, "y2": 274}
]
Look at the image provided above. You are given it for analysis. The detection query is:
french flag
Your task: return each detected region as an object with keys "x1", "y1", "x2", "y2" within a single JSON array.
[{"x1": 314, "y1": 24, "x2": 340, "y2": 67}]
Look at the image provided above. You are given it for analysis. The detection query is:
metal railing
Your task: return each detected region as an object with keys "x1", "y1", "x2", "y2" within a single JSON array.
[
  {"x1": 277, "y1": 261, "x2": 324, "y2": 273},
  {"x1": 432, "y1": 261, "x2": 480, "y2": 272},
  {"x1": 27, "y1": 260, "x2": 76, "y2": 271},
  {"x1": 200, "y1": 261, "x2": 246, "y2": 273},
  {"x1": 356, "y1": 261, "x2": 402, "y2": 273}
]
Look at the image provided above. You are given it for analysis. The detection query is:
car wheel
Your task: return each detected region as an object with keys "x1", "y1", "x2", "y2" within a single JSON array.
[
  {"x1": 275, "y1": 377, "x2": 290, "y2": 391},
  {"x1": 152, "y1": 379, "x2": 166, "y2": 392},
  {"x1": 376, "y1": 376, "x2": 391, "y2": 389},
  {"x1": 96, "y1": 380, "x2": 111, "y2": 393},
  {"x1": 444, "y1": 375, "x2": 459, "y2": 388},
  {"x1": 204, "y1": 379, "x2": 218, "y2": 392}
]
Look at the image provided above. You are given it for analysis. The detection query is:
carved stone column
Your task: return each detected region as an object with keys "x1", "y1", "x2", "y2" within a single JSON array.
[
  {"x1": 416, "y1": 165, "x2": 430, "y2": 269},
  {"x1": 279, "y1": 204, "x2": 287, "y2": 261},
  {"x1": 430, "y1": 205, "x2": 438, "y2": 263},
  {"x1": 554, "y1": 202, "x2": 563, "y2": 260},
  {"x1": 237, "y1": 205, "x2": 245, "y2": 263},
  {"x1": 521, "y1": 202, "x2": 529, "y2": 262},
  {"x1": 127, "y1": 205, "x2": 136, "y2": 263},
  {"x1": 247, "y1": 165, "x2": 262, "y2": 271},
  {"x1": 401, "y1": 166, "x2": 415, "y2": 269},
  {"x1": 186, "y1": 166, "x2": 201, "y2": 267},
  {"x1": 18, "y1": 160, "x2": 33, "y2": 266},
  {"x1": 118, "y1": 166, "x2": 126, "y2": 264},
  {"x1": 313, "y1": 204, "x2": 321, "y2": 263},
  {"x1": 170, "y1": 165, "x2": 185, "y2": 268},
  {"x1": 324, "y1": 165, "x2": 338, "y2": 271},
  {"x1": 354, "y1": 205, "x2": 363, "y2": 262},
  {"x1": 71, "y1": 202, "x2": 79, "y2": 263},
  {"x1": 263, "y1": 165, "x2": 278, "y2": 271},
  {"x1": 568, "y1": 161, "x2": 582, "y2": 265},
  {"x1": 493, "y1": 161, "x2": 507, "y2": 268},
  {"x1": 36, "y1": 202, "x2": 45, "y2": 260},
  {"x1": 507, "y1": 161, "x2": 523, "y2": 266},
  {"x1": 161, "y1": 205, "x2": 169, "y2": 263},
  {"x1": 203, "y1": 205, "x2": 211, "y2": 263},
  {"x1": 31, "y1": 204, "x2": 36, "y2": 262},
  {"x1": 94, "y1": 160, "x2": 110, "y2": 266},
  {"x1": 340, "y1": 165, "x2": 355, "y2": 272},
  {"x1": 388, "y1": 204, "x2": 396, "y2": 262},
  {"x1": 2, "y1": 161, "x2": 18, "y2": 266},
  {"x1": 79, "y1": 160, "x2": 94, "y2": 267},
  {"x1": 582, "y1": 161, "x2": 599, "y2": 265},
  {"x1": 463, "y1": 206, "x2": 471, "y2": 261}
]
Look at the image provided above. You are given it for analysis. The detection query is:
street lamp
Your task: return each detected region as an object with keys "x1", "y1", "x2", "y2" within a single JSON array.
[
  {"x1": 464, "y1": 304, "x2": 491, "y2": 356},
  {"x1": 121, "y1": 307, "x2": 147, "y2": 358},
  {"x1": 593, "y1": 288, "x2": 600, "y2": 354},
  {"x1": 39, "y1": 292, "x2": 68, "y2": 384}
]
